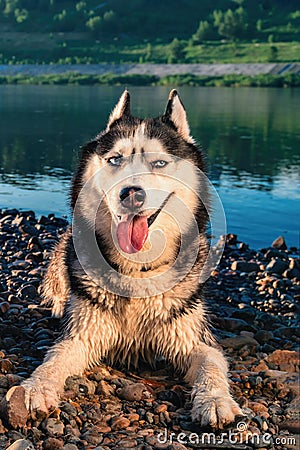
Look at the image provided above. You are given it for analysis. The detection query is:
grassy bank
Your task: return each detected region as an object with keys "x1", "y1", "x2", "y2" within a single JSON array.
[
  {"x1": 0, "y1": 72, "x2": 299, "y2": 87},
  {"x1": 1, "y1": 35, "x2": 300, "y2": 65},
  {"x1": 0, "y1": 1, "x2": 299, "y2": 68}
]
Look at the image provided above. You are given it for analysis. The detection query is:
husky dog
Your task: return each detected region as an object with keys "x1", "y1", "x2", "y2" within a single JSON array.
[{"x1": 22, "y1": 90, "x2": 241, "y2": 428}]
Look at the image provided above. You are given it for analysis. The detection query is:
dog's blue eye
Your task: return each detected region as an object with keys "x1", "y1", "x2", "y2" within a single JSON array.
[
  {"x1": 152, "y1": 160, "x2": 168, "y2": 168},
  {"x1": 108, "y1": 156, "x2": 123, "y2": 166}
]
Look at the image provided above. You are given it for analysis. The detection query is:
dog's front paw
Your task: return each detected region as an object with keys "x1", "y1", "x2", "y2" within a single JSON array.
[
  {"x1": 192, "y1": 391, "x2": 242, "y2": 428},
  {"x1": 22, "y1": 378, "x2": 59, "y2": 416}
]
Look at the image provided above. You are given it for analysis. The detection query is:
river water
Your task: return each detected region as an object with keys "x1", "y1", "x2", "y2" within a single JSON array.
[{"x1": 0, "y1": 85, "x2": 299, "y2": 249}]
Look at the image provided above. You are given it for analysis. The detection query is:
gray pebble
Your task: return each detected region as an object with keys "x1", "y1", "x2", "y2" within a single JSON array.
[
  {"x1": 42, "y1": 418, "x2": 65, "y2": 435},
  {"x1": 266, "y1": 259, "x2": 289, "y2": 274},
  {"x1": 65, "y1": 376, "x2": 96, "y2": 395},
  {"x1": 232, "y1": 261, "x2": 260, "y2": 272}
]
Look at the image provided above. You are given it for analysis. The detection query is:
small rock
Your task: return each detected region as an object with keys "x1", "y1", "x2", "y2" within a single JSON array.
[
  {"x1": 155, "y1": 404, "x2": 167, "y2": 413},
  {"x1": 248, "y1": 401, "x2": 269, "y2": 418},
  {"x1": 157, "y1": 389, "x2": 184, "y2": 407},
  {"x1": 266, "y1": 259, "x2": 289, "y2": 274},
  {"x1": 272, "y1": 235, "x2": 287, "y2": 250},
  {"x1": 265, "y1": 350, "x2": 299, "y2": 372},
  {"x1": 167, "y1": 444, "x2": 189, "y2": 450},
  {"x1": 221, "y1": 317, "x2": 252, "y2": 332},
  {"x1": 0, "y1": 359, "x2": 14, "y2": 373},
  {"x1": 111, "y1": 416, "x2": 130, "y2": 430},
  {"x1": 90, "y1": 365, "x2": 112, "y2": 381},
  {"x1": 0, "y1": 302, "x2": 10, "y2": 314},
  {"x1": 0, "y1": 386, "x2": 28, "y2": 428},
  {"x1": 254, "y1": 330, "x2": 273, "y2": 344},
  {"x1": 27, "y1": 236, "x2": 43, "y2": 250},
  {"x1": 96, "y1": 380, "x2": 115, "y2": 396},
  {"x1": 43, "y1": 437, "x2": 64, "y2": 449},
  {"x1": 146, "y1": 411, "x2": 154, "y2": 424},
  {"x1": 59, "y1": 401, "x2": 78, "y2": 417},
  {"x1": 5, "y1": 440, "x2": 35, "y2": 450},
  {"x1": 220, "y1": 335, "x2": 259, "y2": 349},
  {"x1": 254, "y1": 360, "x2": 269, "y2": 371},
  {"x1": 231, "y1": 261, "x2": 260, "y2": 272},
  {"x1": 64, "y1": 376, "x2": 96, "y2": 396},
  {"x1": 128, "y1": 413, "x2": 140, "y2": 421},
  {"x1": 278, "y1": 419, "x2": 300, "y2": 433},
  {"x1": 117, "y1": 382, "x2": 154, "y2": 402},
  {"x1": 232, "y1": 306, "x2": 256, "y2": 321},
  {"x1": 18, "y1": 284, "x2": 37, "y2": 299},
  {"x1": 286, "y1": 397, "x2": 300, "y2": 416},
  {"x1": 225, "y1": 234, "x2": 238, "y2": 245},
  {"x1": 42, "y1": 418, "x2": 65, "y2": 436},
  {"x1": 283, "y1": 268, "x2": 300, "y2": 279},
  {"x1": 116, "y1": 438, "x2": 138, "y2": 448},
  {"x1": 62, "y1": 445, "x2": 79, "y2": 450},
  {"x1": 81, "y1": 426, "x2": 104, "y2": 445},
  {"x1": 97, "y1": 424, "x2": 111, "y2": 433}
]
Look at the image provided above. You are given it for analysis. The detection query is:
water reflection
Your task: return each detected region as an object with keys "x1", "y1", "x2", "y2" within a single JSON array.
[{"x1": 0, "y1": 85, "x2": 299, "y2": 247}]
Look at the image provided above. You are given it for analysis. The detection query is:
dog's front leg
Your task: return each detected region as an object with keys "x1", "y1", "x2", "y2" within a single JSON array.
[
  {"x1": 21, "y1": 303, "x2": 115, "y2": 415},
  {"x1": 184, "y1": 344, "x2": 242, "y2": 428},
  {"x1": 21, "y1": 338, "x2": 90, "y2": 414}
]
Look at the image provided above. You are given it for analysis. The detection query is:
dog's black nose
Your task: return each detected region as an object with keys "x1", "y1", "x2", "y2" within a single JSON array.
[{"x1": 120, "y1": 186, "x2": 146, "y2": 210}]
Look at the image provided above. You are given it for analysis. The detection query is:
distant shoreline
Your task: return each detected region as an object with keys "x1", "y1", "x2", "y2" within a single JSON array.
[
  {"x1": 1, "y1": 62, "x2": 300, "y2": 77},
  {"x1": 0, "y1": 63, "x2": 300, "y2": 87},
  {"x1": 0, "y1": 63, "x2": 299, "y2": 87}
]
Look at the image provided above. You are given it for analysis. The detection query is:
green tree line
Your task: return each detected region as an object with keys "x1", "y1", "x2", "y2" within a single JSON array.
[{"x1": 0, "y1": 0, "x2": 299, "y2": 42}]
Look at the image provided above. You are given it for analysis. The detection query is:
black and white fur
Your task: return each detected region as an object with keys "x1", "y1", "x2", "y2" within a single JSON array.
[{"x1": 22, "y1": 90, "x2": 241, "y2": 428}]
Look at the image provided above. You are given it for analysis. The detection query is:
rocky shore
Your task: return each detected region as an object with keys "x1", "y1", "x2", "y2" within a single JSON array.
[{"x1": 0, "y1": 208, "x2": 299, "y2": 450}]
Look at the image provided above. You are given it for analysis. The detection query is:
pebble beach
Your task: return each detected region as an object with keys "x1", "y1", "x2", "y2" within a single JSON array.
[{"x1": 0, "y1": 208, "x2": 299, "y2": 450}]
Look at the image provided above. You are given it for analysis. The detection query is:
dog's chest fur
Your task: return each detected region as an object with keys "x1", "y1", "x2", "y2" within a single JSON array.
[{"x1": 67, "y1": 287, "x2": 210, "y2": 369}]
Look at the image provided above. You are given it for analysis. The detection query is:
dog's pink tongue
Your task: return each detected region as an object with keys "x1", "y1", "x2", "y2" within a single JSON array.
[{"x1": 117, "y1": 216, "x2": 148, "y2": 253}]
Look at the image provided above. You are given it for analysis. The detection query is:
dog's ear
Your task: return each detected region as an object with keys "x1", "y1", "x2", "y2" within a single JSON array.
[
  {"x1": 107, "y1": 90, "x2": 131, "y2": 130},
  {"x1": 164, "y1": 90, "x2": 193, "y2": 143}
]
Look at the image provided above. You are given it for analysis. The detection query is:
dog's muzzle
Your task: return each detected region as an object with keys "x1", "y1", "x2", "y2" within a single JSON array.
[
  {"x1": 120, "y1": 186, "x2": 146, "y2": 211},
  {"x1": 116, "y1": 191, "x2": 174, "y2": 254}
]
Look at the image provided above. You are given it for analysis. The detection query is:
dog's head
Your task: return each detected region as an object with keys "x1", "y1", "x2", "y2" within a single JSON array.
[{"x1": 72, "y1": 90, "x2": 208, "y2": 269}]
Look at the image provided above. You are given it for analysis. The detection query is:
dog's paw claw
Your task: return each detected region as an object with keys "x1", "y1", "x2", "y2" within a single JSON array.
[
  {"x1": 21, "y1": 379, "x2": 59, "y2": 416},
  {"x1": 192, "y1": 395, "x2": 242, "y2": 428}
]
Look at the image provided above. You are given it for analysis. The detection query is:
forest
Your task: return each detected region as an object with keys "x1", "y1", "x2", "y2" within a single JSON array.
[{"x1": 0, "y1": 0, "x2": 299, "y2": 64}]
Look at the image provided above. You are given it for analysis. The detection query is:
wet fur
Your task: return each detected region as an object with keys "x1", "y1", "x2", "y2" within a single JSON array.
[{"x1": 22, "y1": 90, "x2": 241, "y2": 428}]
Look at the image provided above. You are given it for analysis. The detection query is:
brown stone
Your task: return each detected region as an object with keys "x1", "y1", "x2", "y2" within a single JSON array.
[
  {"x1": 111, "y1": 416, "x2": 131, "y2": 430},
  {"x1": 5, "y1": 440, "x2": 35, "y2": 450},
  {"x1": 117, "y1": 382, "x2": 154, "y2": 401},
  {"x1": 116, "y1": 438, "x2": 138, "y2": 448},
  {"x1": 254, "y1": 360, "x2": 269, "y2": 371},
  {"x1": 0, "y1": 302, "x2": 10, "y2": 314},
  {"x1": 0, "y1": 386, "x2": 28, "y2": 428},
  {"x1": 248, "y1": 401, "x2": 269, "y2": 418},
  {"x1": 155, "y1": 404, "x2": 168, "y2": 413},
  {"x1": 128, "y1": 413, "x2": 140, "y2": 421},
  {"x1": 0, "y1": 359, "x2": 14, "y2": 373},
  {"x1": 272, "y1": 235, "x2": 287, "y2": 250},
  {"x1": 265, "y1": 350, "x2": 299, "y2": 372},
  {"x1": 96, "y1": 379, "x2": 115, "y2": 396},
  {"x1": 285, "y1": 397, "x2": 300, "y2": 415},
  {"x1": 97, "y1": 424, "x2": 112, "y2": 433},
  {"x1": 0, "y1": 418, "x2": 6, "y2": 434},
  {"x1": 279, "y1": 419, "x2": 300, "y2": 434},
  {"x1": 43, "y1": 437, "x2": 64, "y2": 449}
]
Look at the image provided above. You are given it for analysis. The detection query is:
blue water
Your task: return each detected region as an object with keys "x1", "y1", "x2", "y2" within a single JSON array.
[{"x1": 0, "y1": 85, "x2": 299, "y2": 249}]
